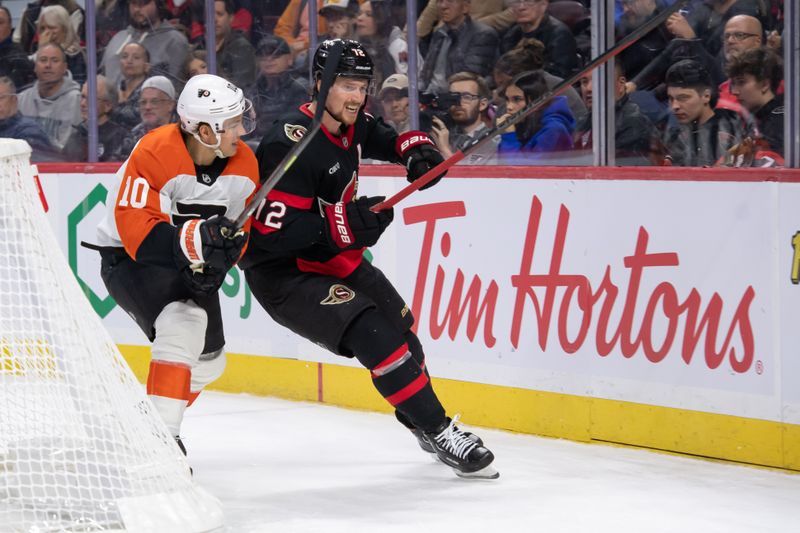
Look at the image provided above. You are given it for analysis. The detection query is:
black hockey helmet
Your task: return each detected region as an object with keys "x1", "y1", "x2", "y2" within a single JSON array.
[{"x1": 312, "y1": 39, "x2": 374, "y2": 82}]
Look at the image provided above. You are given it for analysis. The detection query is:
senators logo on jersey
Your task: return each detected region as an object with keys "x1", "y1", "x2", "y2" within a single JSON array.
[
  {"x1": 321, "y1": 284, "x2": 355, "y2": 305},
  {"x1": 284, "y1": 124, "x2": 307, "y2": 142}
]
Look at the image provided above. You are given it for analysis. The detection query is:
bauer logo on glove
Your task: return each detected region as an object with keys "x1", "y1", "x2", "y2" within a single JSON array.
[
  {"x1": 323, "y1": 197, "x2": 394, "y2": 250},
  {"x1": 330, "y1": 202, "x2": 353, "y2": 246},
  {"x1": 396, "y1": 131, "x2": 447, "y2": 190}
]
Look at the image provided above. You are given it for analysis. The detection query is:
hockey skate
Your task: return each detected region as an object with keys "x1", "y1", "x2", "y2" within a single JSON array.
[
  {"x1": 424, "y1": 415, "x2": 499, "y2": 479},
  {"x1": 410, "y1": 424, "x2": 484, "y2": 456},
  {"x1": 396, "y1": 411, "x2": 483, "y2": 457}
]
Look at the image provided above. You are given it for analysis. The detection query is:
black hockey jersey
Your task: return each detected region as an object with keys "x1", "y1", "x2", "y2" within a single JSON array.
[{"x1": 241, "y1": 103, "x2": 403, "y2": 277}]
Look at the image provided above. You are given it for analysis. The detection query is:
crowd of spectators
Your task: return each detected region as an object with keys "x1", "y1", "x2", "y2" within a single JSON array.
[{"x1": 0, "y1": 0, "x2": 787, "y2": 167}]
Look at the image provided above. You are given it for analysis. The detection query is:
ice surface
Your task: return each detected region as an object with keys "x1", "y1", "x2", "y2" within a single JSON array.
[{"x1": 184, "y1": 392, "x2": 800, "y2": 533}]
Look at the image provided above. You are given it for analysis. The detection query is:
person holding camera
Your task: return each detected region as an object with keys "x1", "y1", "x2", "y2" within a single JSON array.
[{"x1": 429, "y1": 71, "x2": 499, "y2": 164}]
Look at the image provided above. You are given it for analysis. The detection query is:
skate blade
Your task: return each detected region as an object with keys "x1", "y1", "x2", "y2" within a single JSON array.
[{"x1": 454, "y1": 464, "x2": 499, "y2": 480}]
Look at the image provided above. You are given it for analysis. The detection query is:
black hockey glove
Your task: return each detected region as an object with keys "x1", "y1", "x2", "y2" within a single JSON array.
[
  {"x1": 396, "y1": 131, "x2": 447, "y2": 190},
  {"x1": 323, "y1": 196, "x2": 394, "y2": 250},
  {"x1": 174, "y1": 216, "x2": 247, "y2": 294}
]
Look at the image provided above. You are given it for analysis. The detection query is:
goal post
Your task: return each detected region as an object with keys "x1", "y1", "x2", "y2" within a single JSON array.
[{"x1": 0, "y1": 139, "x2": 224, "y2": 532}]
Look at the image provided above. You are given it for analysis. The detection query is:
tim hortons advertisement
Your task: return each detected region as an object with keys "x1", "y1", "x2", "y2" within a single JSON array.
[{"x1": 38, "y1": 170, "x2": 800, "y2": 425}]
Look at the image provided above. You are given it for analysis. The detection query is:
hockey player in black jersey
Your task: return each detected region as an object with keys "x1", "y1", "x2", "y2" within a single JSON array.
[{"x1": 241, "y1": 39, "x2": 498, "y2": 479}]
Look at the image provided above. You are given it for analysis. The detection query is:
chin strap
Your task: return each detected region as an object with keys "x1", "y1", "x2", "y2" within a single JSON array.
[{"x1": 192, "y1": 131, "x2": 227, "y2": 159}]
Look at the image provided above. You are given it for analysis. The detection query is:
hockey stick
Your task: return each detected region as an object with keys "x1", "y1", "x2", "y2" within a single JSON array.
[
  {"x1": 231, "y1": 41, "x2": 344, "y2": 230},
  {"x1": 370, "y1": 0, "x2": 687, "y2": 213}
]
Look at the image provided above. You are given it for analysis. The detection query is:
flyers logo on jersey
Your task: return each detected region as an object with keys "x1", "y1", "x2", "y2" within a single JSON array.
[
  {"x1": 197, "y1": 89, "x2": 210, "y2": 97},
  {"x1": 321, "y1": 284, "x2": 355, "y2": 305},
  {"x1": 284, "y1": 124, "x2": 307, "y2": 142}
]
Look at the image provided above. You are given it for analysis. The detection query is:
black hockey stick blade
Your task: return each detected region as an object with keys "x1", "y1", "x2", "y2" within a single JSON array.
[
  {"x1": 233, "y1": 41, "x2": 344, "y2": 230},
  {"x1": 371, "y1": 0, "x2": 688, "y2": 213}
]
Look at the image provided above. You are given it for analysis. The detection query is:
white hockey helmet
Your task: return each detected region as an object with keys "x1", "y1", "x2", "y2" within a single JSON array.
[{"x1": 177, "y1": 74, "x2": 255, "y2": 154}]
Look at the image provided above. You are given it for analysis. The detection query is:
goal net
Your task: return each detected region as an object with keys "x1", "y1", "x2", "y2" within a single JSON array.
[{"x1": 0, "y1": 139, "x2": 223, "y2": 532}]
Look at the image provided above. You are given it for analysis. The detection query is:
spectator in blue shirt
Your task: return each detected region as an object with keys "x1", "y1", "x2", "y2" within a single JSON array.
[{"x1": 496, "y1": 69, "x2": 574, "y2": 164}]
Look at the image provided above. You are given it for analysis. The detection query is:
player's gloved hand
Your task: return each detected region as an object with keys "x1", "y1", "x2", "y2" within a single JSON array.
[
  {"x1": 174, "y1": 216, "x2": 247, "y2": 294},
  {"x1": 323, "y1": 196, "x2": 394, "y2": 250},
  {"x1": 396, "y1": 131, "x2": 447, "y2": 190},
  {"x1": 180, "y1": 266, "x2": 228, "y2": 296}
]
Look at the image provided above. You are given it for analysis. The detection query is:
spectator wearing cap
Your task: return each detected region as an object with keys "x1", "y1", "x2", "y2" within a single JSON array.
[
  {"x1": 430, "y1": 71, "x2": 499, "y2": 164},
  {"x1": 214, "y1": 0, "x2": 256, "y2": 89},
  {"x1": 355, "y1": 0, "x2": 419, "y2": 116},
  {"x1": 419, "y1": 0, "x2": 499, "y2": 95},
  {"x1": 16, "y1": 42, "x2": 81, "y2": 151},
  {"x1": 101, "y1": 0, "x2": 189, "y2": 87},
  {"x1": 727, "y1": 47, "x2": 783, "y2": 155},
  {"x1": 663, "y1": 59, "x2": 748, "y2": 167},
  {"x1": 378, "y1": 73, "x2": 410, "y2": 133},
  {"x1": 319, "y1": 0, "x2": 358, "y2": 40},
  {"x1": 247, "y1": 35, "x2": 309, "y2": 141},
  {"x1": 121, "y1": 74, "x2": 177, "y2": 153},
  {"x1": 62, "y1": 75, "x2": 131, "y2": 162}
]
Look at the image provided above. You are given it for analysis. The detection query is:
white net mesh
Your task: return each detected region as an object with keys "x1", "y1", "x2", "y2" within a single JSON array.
[{"x1": 0, "y1": 139, "x2": 223, "y2": 532}]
